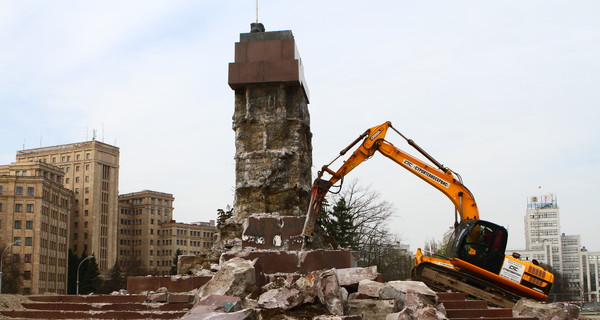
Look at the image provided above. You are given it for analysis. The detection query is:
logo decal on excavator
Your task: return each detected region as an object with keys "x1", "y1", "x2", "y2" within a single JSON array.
[{"x1": 402, "y1": 159, "x2": 450, "y2": 188}]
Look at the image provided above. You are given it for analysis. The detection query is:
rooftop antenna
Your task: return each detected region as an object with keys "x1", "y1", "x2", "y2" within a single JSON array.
[
  {"x1": 92, "y1": 129, "x2": 97, "y2": 141},
  {"x1": 250, "y1": 0, "x2": 264, "y2": 33}
]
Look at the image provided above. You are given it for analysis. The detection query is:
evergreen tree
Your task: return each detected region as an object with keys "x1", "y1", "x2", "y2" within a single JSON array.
[
  {"x1": 216, "y1": 207, "x2": 233, "y2": 228},
  {"x1": 78, "y1": 255, "x2": 101, "y2": 294},
  {"x1": 0, "y1": 244, "x2": 23, "y2": 294},
  {"x1": 67, "y1": 249, "x2": 81, "y2": 294},
  {"x1": 319, "y1": 197, "x2": 359, "y2": 249},
  {"x1": 99, "y1": 261, "x2": 125, "y2": 294},
  {"x1": 170, "y1": 249, "x2": 183, "y2": 275}
]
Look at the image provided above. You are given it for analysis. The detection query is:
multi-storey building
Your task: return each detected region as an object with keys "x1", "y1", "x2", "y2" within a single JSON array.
[
  {"x1": 118, "y1": 190, "x2": 216, "y2": 275},
  {"x1": 118, "y1": 190, "x2": 174, "y2": 273},
  {"x1": 581, "y1": 249, "x2": 600, "y2": 302},
  {"x1": 513, "y1": 193, "x2": 600, "y2": 302},
  {"x1": 156, "y1": 220, "x2": 216, "y2": 275},
  {"x1": 16, "y1": 141, "x2": 120, "y2": 271},
  {"x1": 0, "y1": 161, "x2": 72, "y2": 294}
]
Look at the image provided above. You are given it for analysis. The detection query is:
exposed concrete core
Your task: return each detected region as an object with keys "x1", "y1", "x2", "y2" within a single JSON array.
[{"x1": 229, "y1": 29, "x2": 312, "y2": 219}]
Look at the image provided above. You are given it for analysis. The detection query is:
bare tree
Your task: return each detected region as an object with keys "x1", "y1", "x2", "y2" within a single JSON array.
[{"x1": 320, "y1": 179, "x2": 412, "y2": 280}]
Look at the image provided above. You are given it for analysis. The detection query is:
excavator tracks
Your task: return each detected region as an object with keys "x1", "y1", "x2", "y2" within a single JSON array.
[{"x1": 411, "y1": 262, "x2": 521, "y2": 308}]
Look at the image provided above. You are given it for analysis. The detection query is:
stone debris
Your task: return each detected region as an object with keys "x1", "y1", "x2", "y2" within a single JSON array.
[
  {"x1": 197, "y1": 258, "x2": 264, "y2": 299},
  {"x1": 336, "y1": 266, "x2": 378, "y2": 287},
  {"x1": 316, "y1": 269, "x2": 344, "y2": 316},
  {"x1": 357, "y1": 280, "x2": 385, "y2": 298},
  {"x1": 513, "y1": 298, "x2": 580, "y2": 320},
  {"x1": 257, "y1": 286, "x2": 304, "y2": 310}
]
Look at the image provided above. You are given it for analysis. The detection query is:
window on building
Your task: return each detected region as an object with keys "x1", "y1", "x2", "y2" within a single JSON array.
[
  {"x1": 0, "y1": 186, "x2": 3, "y2": 195},
  {"x1": 85, "y1": 187, "x2": 89, "y2": 194},
  {"x1": 26, "y1": 220, "x2": 33, "y2": 229},
  {"x1": 24, "y1": 254, "x2": 31, "y2": 263},
  {"x1": 84, "y1": 199, "x2": 89, "y2": 205},
  {"x1": 23, "y1": 270, "x2": 31, "y2": 280},
  {"x1": 75, "y1": 188, "x2": 79, "y2": 194},
  {"x1": 16, "y1": 187, "x2": 23, "y2": 195},
  {"x1": 86, "y1": 153, "x2": 90, "y2": 160},
  {"x1": 15, "y1": 204, "x2": 23, "y2": 212},
  {"x1": 25, "y1": 237, "x2": 32, "y2": 246},
  {"x1": 76, "y1": 154, "x2": 81, "y2": 160},
  {"x1": 66, "y1": 178, "x2": 70, "y2": 184},
  {"x1": 75, "y1": 177, "x2": 80, "y2": 183},
  {"x1": 85, "y1": 176, "x2": 89, "y2": 182},
  {"x1": 84, "y1": 233, "x2": 88, "y2": 239},
  {"x1": 84, "y1": 221, "x2": 88, "y2": 228},
  {"x1": 26, "y1": 204, "x2": 34, "y2": 212},
  {"x1": 84, "y1": 210, "x2": 89, "y2": 216},
  {"x1": 27, "y1": 187, "x2": 34, "y2": 196},
  {"x1": 14, "y1": 220, "x2": 22, "y2": 229},
  {"x1": 0, "y1": 203, "x2": 3, "y2": 212},
  {"x1": 76, "y1": 165, "x2": 80, "y2": 172}
]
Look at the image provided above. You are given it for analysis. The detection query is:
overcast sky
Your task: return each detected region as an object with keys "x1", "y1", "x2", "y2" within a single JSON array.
[{"x1": 1, "y1": 1, "x2": 599, "y2": 252}]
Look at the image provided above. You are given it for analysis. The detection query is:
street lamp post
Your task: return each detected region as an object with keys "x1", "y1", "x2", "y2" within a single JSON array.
[
  {"x1": 0, "y1": 240, "x2": 22, "y2": 294},
  {"x1": 76, "y1": 256, "x2": 94, "y2": 295}
]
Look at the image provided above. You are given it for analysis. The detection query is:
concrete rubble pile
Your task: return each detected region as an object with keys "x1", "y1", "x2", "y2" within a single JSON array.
[
  {"x1": 180, "y1": 261, "x2": 448, "y2": 320},
  {"x1": 512, "y1": 298, "x2": 580, "y2": 320}
]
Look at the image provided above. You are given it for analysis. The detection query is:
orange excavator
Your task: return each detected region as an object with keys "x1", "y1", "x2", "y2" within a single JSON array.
[{"x1": 301, "y1": 121, "x2": 554, "y2": 307}]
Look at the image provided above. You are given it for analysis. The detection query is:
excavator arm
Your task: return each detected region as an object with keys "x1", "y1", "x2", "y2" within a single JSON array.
[{"x1": 301, "y1": 121, "x2": 478, "y2": 241}]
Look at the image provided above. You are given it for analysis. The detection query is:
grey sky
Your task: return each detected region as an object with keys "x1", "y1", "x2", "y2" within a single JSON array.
[{"x1": 1, "y1": 1, "x2": 598, "y2": 251}]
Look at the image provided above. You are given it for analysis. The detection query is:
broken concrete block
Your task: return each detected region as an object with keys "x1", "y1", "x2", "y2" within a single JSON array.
[
  {"x1": 313, "y1": 316, "x2": 363, "y2": 320},
  {"x1": 385, "y1": 309, "x2": 412, "y2": 320},
  {"x1": 345, "y1": 299, "x2": 398, "y2": 319},
  {"x1": 335, "y1": 266, "x2": 378, "y2": 287},
  {"x1": 357, "y1": 280, "x2": 384, "y2": 298},
  {"x1": 317, "y1": 269, "x2": 344, "y2": 316},
  {"x1": 198, "y1": 258, "x2": 263, "y2": 298},
  {"x1": 513, "y1": 298, "x2": 579, "y2": 320},
  {"x1": 147, "y1": 292, "x2": 168, "y2": 303},
  {"x1": 196, "y1": 295, "x2": 243, "y2": 313},
  {"x1": 292, "y1": 271, "x2": 318, "y2": 304},
  {"x1": 413, "y1": 306, "x2": 447, "y2": 320},
  {"x1": 385, "y1": 281, "x2": 437, "y2": 301},
  {"x1": 181, "y1": 307, "x2": 256, "y2": 320},
  {"x1": 257, "y1": 286, "x2": 304, "y2": 310}
]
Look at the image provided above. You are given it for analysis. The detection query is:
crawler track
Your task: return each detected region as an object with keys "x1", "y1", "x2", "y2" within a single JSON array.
[{"x1": 411, "y1": 262, "x2": 521, "y2": 308}]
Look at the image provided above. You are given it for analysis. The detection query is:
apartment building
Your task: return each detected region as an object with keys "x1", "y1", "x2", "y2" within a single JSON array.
[
  {"x1": 16, "y1": 141, "x2": 120, "y2": 271},
  {"x1": 118, "y1": 190, "x2": 216, "y2": 275},
  {"x1": 0, "y1": 161, "x2": 72, "y2": 294}
]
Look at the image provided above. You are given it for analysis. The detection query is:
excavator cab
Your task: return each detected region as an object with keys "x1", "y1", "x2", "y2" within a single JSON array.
[{"x1": 449, "y1": 219, "x2": 508, "y2": 274}]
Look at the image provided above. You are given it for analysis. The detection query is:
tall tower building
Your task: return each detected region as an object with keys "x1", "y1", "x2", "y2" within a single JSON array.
[
  {"x1": 524, "y1": 194, "x2": 562, "y2": 267},
  {"x1": 0, "y1": 161, "x2": 72, "y2": 294},
  {"x1": 16, "y1": 141, "x2": 120, "y2": 271}
]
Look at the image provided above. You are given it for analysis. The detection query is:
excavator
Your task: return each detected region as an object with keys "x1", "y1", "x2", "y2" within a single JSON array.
[{"x1": 301, "y1": 121, "x2": 554, "y2": 308}]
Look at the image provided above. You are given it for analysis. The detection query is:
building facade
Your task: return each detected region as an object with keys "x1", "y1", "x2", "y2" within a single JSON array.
[
  {"x1": 513, "y1": 193, "x2": 600, "y2": 302},
  {"x1": 16, "y1": 141, "x2": 120, "y2": 271},
  {"x1": 118, "y1": 190, "x2": 216, "y2": 275},
  {"x1": 0, "y1": 161, "x2": 72, "y2": 294}
]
